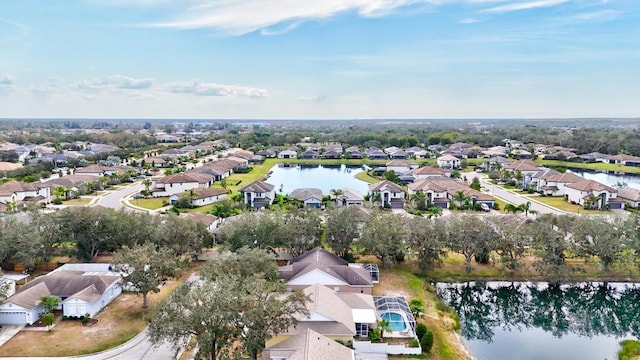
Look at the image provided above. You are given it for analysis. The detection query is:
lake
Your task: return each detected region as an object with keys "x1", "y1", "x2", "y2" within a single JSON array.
[
  {"x1": 567, "y1": 169, "x2": 640, "y2": 190},
  {"x1": 266, "y1": 164, "x2": 370, "y2": 195},
  {"x1": 437, "y1": 282, "x2": 640, "y2": 360}
]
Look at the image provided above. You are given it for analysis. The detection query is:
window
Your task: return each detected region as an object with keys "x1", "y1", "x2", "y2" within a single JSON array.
[{"x1": 356, "y1": 323, "x2": 369, "y2": 337}]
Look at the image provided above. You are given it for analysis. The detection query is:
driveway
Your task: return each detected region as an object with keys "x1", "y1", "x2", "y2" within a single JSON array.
[{"x1": 0, "y1": 329, "x2": 176, "y2": 360}]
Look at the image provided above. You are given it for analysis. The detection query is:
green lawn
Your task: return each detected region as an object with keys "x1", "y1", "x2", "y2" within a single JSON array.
[
  {"x1": 133, "y1": 197, "x2": 168, "y2": 210},
  {"x1": 355, "y1": 170, "x2": 380, "y2": 184},
  {"x1": 63, "y1": 197, "x2": 92, "y2": 206},
  {"x1": 531, "y1": 196, "x2": 604, "y2": 215}
]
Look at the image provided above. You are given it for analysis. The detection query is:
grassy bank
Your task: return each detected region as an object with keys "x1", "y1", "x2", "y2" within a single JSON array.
[
  {"x1": 537, "y1": 159, "x2": 640, "y2": 174},
  {"x1": 618, "y1": 340, "x2": 640, "y2": 360}
]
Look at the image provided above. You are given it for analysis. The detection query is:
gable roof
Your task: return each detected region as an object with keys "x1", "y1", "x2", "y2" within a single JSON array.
[
  {"x1": 386, "y1": 159, "x2": 417, "y2": 167},
  {"x1": 262, "y1": 328, "x2": 354, "y2": 360},
  {"x1": 176, "y1": 187, "x2": 226, "y2": 200},
  {"x1": 368, "y1": 180, "x2": 404, "y2": 193},
  {"x1": 44, "y1": 175, "x2": 98, "y2": 189},
  {"x1": 300, "y1": 284, "x2": 356, "y2": 334},
  {"x1": 4, "y1": 270, "x2": 119, "y2": 310},
  {"x1": 290, "y1": 188, "x2": 323, "y2": 201},
  {"x1": 565, "y1": 179, "x2": 615, "y2": 192},
  {"x1": 504, "y1": 160, "x2": 541, "y2": 172},
  {"x1": 437, "y1": 154, "x2": 460, "y2": 161},
  {"x1": 0, "y1": 180, "x2": 48, "y2": 196},
  {"x1": 182, "y1": 213, "x2": 219, "y2": 227},
  {"x1": 155, "y1": 172, "x2": 212, "y2": 184},
  {"x1": 279, "y1": 247, "x2": 372, "y2": 287},
  {"x1": 618, "y1": 188, "x2": 640, "y2": 202},
  {"x1": 413, "y1": 166, "x2": 448, "y2": 176},
  {"x1": 239, "y1": 180, "x2": 275, "y2": 193},
  {"x1": 335, "y1": 188, "x2": 364, "y2": 202}
]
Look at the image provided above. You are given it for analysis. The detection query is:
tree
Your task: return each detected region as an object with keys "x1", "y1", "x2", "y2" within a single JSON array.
[
  {"x1": 446, "y1": 215, "x2": 497, "y2": 274},
  {"x1": 421, "y1": 331, "x2": 434, "y2": 353},
  {"x1": 572, "y1": 216, "x2": 627, "y2": 271},
  {"x1": 408, "y1": 217, "x2": 446, "y2": 271},
  {"x1": 529, "y1": 214, "x2": 575, "y2": 281},
  {"x1": 113, "y1": 244, "x2": 184, "y2": 308},
  {"x1": 280, "y1": 208, "x2": 323, "y2": 257},
  {"x1": 409, "y1": 298, "x2": 425, "y2": 319},
  {"x1": 470, "y1": 177, "x2": 481, "y2": 191},
  {"x1": 142, "y1": 178, "x2": 152, "y2": 194},
  {"x1": 201, "y1": 247, "x2": 278, "y2": 281},
  {"x1": 359, "y1": 212, "x2": 409, "y2": 267},
  {"x1": 41, "y1": 312, "x2": 55, "y2": 331},
  {"x1": 216, "y1": 213, "x2": 285, "y2": 251},
  {"x1": 504, "y1": 203, "x2": 520, "y2": 214},
  {"x1": 325, "y1": 206, "x2": 365, "y2": 259},
  {"x1": 40, "y1": 295, "x2": 61, "y2": 314},
  {"x1": 427, "y1": 204, "x2": 443, "y2": 219},
  {"x1": 377, "y1": 318, "x2": 392, "y2": 340},
  {"x1": 518, "y1": 201, "x2": 537, "y2": 217},
  {"x1": 452, "y1": 190, "x2": 470, "y2": 209},
  {"x1": 330, "y1": 188, "x2": 344, "y2": 206},
  {"x1": 493, "y1": 216, "x2": 530, "y2": 271},
  {"x1": 410, "y1": 191, "x2": 428, "y2": 211}
]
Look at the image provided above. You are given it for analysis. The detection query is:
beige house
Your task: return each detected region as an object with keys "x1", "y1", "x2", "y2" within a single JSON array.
[{"x1": 263, "y1": 328, "x2": 354, "y2": 360}]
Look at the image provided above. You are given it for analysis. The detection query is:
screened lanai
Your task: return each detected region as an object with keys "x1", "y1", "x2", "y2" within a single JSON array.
[{"x1": 373, "y1": 296, "x2": 416, "y2": 337}]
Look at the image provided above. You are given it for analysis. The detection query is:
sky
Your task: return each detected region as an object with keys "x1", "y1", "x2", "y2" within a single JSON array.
[{"x1": 0, "y1": 0, "x2": 638, "y2": 119}]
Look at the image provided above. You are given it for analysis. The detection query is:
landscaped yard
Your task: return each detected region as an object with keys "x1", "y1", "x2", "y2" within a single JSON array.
[
  {"x1": 355, "y1": 170, "x2": 380, "y2": 184},
  {"x1": 132, "y1": 197, "x2": 168, "y2": 210},
  {"x1": 530, "y1": 196, "x2": 604, "y2": 215},
  {"x1": 0, "y1": 271, "x2": 190, "y2": 356},
  {"x1": 63, "y1": 197, "x2": 93, "y2": 206}
]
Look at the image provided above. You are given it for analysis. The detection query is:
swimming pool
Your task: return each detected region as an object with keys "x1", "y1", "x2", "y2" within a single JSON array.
[{"x1": 380, "y1": 312, "x2": 407, "y2": 332}]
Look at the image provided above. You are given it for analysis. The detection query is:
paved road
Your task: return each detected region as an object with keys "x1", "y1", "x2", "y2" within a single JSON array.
[
  {"x1": 95, "y1": 183, "x2": 144, "y2": 209},
  {"x1": 0, "y1": 329, "x2": 176, "y2": 360},
  {"x1": 462, "y1": 171, "x2": 564, "y2": 216}
]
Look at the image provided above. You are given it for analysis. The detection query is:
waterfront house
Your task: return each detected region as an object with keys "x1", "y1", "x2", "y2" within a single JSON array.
[
  {"x1": 386, "y1": 160, "x2": 419, "y2": 174},
  {"x1": 368, "y1": 180, "x2": 405, "y2": 209},
  {"x1": 277, "y1": 149, "x2": 298, "y2": 159},
  {"x1": 238, "y1": 180, "x2": 276, "y2": 208},
  {"x1": 289, "y1": 188, "x2": 324, "y2": 208},
  {"x1": 618, "y1": 188, "x2": 640, "y2": 208},
  {"x1": 169, "y1": 187, "x2": 227, "y2": 207},
  {"x1": 564, "y1": 180, "x2": 623, "y2": 210},
  {"x1": 151, "y1": 173, "x2": 214, "y2": 197}
]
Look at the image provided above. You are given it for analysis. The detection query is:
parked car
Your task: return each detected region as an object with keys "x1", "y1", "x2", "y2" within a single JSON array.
[{"x1": 480, "y1": 203, "x2": 491, "y2": 212}]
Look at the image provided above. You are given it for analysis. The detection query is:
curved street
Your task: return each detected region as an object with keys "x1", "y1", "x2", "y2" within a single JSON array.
[{"x1": 95, "y1": 183, "x2": 145, "y2": 209}]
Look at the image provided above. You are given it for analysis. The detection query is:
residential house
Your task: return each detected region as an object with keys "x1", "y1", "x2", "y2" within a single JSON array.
[
  {"x1": 504, "y1": 160, "x2": 542, "y2": 188},
  {"x1": 618, "y1": 188, "x2": 640, "y2": 208},
  {"x1": 384, "y1": 146, "x2": 400, "y2": 155},
  {"x1": 255, "y1": 149, "x2": 276, "y2": 158},
  {"x1": 277, "y1": 149, "x2": 298, "y2": 159},
  {"x1": 564, "y1": 180, "x2": 623, "y2": 210},
  {"x1": 482, "y1": 156, "x2": 512, "y2": 171},
  {"x1": 249, "y1": 155, "x2": 264, "y2": 164},
  {"x1": 263, "y1": 328, "x2": 355, "y2": 360},
  {"x1": 181, "y1": 213, "x2": 222, "y2": 233},
  {"x1": 74, "y1": 165, "x2": 134, "y2": 177},
  {"x1": 156, "y1": 133, "x2": 180, "y2": 143},
  {"x1": 412, "y1": 166, "x2": 450, "y2": 180},
  {"x1": 333, "y1": 188, "x2": 365, "y2": 207},
  {"x1": 322, "y1": 149, "x2": 342, "y2": 159},
  {"x1": 144, "y1": 157, "x2": 170, "y2": 168},
  {"x1": 510, "y1": 149, "x2": 533, "y2": 160},
  {"x1": 0, "y1": 180, "x2": 51, "y2": 206},
  {"x1": 482, "y1": 146, "x2": 507, "y2": 158},
  {"x1": 386, "y1": 160, "x2": 419, "y2": 175},
  {"x1": 279, "y1": 247, "x2": 374, "y2": 294},
  {"x1": 533, "y1": 170, "x2": 584, "y2": 196},
  {"x1": 408, "y1": 177, "x2": 494, "y2": 209},
  {"x1": 300, "y1": 150, "x2": 320, "y2": 159},
  {"x1": 543, "y1": 151, "x2": 578, "y2": 161},
  {"x1": 346, "y1": 149, "x2": 363, "y2": 159},
  {"x1": 265, "y1": 284, "x2": 377, "y2": 348},
  {"x1": 238, "y1": 180, "x2": 276, "y2": 208},
  {"x1": 44, "y1": 174, "x2": 98, "y2": 198},
  {"x1": 169, "y1": 187, "x2": 227, "y2": 207},
  {"x1": 368, "y1": 180, "x2": 405, "y2": 209},
  {"x1": 227, "y1": 149, "x2": 254, "y2": 161},
  {"x1": 0, "y1": 264, "x2": 121, "y2": 325},
  {"x1": 405, "y1": 146, "x2": 423, "y2": 156},
  {"x1": 389, "y1": 150, "x2": 408, "y2": 160},
  {"x1": 607, "y1": 154, "x2": 640, "y2": 167},
  {"x1": 289, "y1": 188, "x2": 324, "y2": 208},
  {"x1": 151, "y1": 172, "x2": 214, "y2": 197},
  {"x1": 436, "y1": 154, "x2": 460, "y2": 170},
  {"x1": 577, "y1": 152, "x2": 610, "y2": 163},
  {"x1": 366, "y1": 149, "x2": 387, "y2": 160}
]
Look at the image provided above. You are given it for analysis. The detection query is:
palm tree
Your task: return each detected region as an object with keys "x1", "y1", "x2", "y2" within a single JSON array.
[
  {"x1": 518, "y1": 201, "x2": 537, "y2": 217},
  {"x1": 187, "y1": 188, "x2": 200, "y2": 204},
  {"x1": 410, "y1": 191, "x2": 427, "y2": 210},
  {"x1": 504, "y1": 203, "x2": 520, "y2": 214},
  {"x1": 142, "y1": 178, "x2": 152, "y2": 194},
  {"x1": 377, "y1": 319, "x2": 392, "y2": 340},
  {"x1": 330, "y1": 188, "x2": 344, "y2": 206},
  {"x1": 427, "y1": 205, "x2": 443, "y2": 219},
  {"x1": 452, "y1": 190, "x2": 470, "y2": 209},
  {"x1": 370, "y1": 192, "x2": 382, "y2": 207},
  {"x1": 98, "y1": 175, "x2": 109, "y2": 190},
  {"x1": 53, "y1": 186, "x2": 70, "y2": 201}
]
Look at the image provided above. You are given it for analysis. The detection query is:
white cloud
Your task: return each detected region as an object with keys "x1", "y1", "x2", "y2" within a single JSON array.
[
  {"x1": 75, "y1": 75, "x2": 154, "y2": 93},
  {"x1": 483, "y1": 0, "x2": 568, "y2": 13},
  {"x1": 149, "y1": 0, "x2": 425, "y2": 35},
  {"x1": 574, "y1": 9, "x2": 619, "y2": 21},
  {"x1": 459, "y1": 17, "x2": 481, "y2": 24},
  {"x1": 297, "y1": 95, "x2": 324, "y2": 102},
  {"x1": 167, "y1": 81, "x2": 267, "y2": 97},
  {"x1": 0, "y1": 75, "x2": 15, "y2": 85}
]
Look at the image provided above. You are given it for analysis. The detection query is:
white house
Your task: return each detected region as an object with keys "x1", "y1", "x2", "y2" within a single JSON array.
[
  {"x1": 385, "y1": 160, "x2": 419, "y2": 174},
  {"x1": 564, "y1": 180, "x2": 623, "y2": 210},
  {"x1": 181, "y1": 213, "x2": 222, "y2": 233},
  {"x1": 334, "y1": 188, "x2": 365, "y2": 207},
  {"x1": 238, "y1": 180, "x2": 276, "y2": 208},
  {"x1": 151, "y1": 172, "x2": 214, "y2": 197},
  {"x1": 618, "y1": 188, "x2": 640, "y2": 208},
  {"x1": 0, "y1": 180, "x2": 51, "y2": 205},
  {"x1": 436, "y1": 154, "x2": 460, "y2": 169},
  {"x1": 289, "y1": 188, "x2": 324, "y2": 208},
  {"x1": 368, "y1": 180, "x2": 405, "y2": 209},
  {"x1": 169, "y1": 187, "x2": 227, "y2": 207},
  {"x1": 0, "y1": 264, "x2": 121, "y2": 325},
  {"x1": 412, "y1": 166, "x2": 449, "y2": 180}
]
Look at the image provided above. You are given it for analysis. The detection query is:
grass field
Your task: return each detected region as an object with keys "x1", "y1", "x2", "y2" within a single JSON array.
[
  {"x1": 537, "y1": 159, "x2": 640, "y2": 174},
  {"x1": 530, "y1": 196, "x2": 604, "y2": 215},
  {"x1": 133, "y1": 197, "x2": 168, "y2": 210},
  {"x1": 63, "y1": 197, "x2": 93, "y2": 206}
]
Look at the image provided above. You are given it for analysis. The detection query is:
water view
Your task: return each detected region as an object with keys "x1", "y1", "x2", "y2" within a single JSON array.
[
  {"x1": 266, "y1": 164, "x2": 369, "y2": 195},
  {"x1": 567, "y1": 169, "x2": 640, "y2": 190},
  {"x1": 437, "y1": 282, "x2": 640, "y2": 360}
]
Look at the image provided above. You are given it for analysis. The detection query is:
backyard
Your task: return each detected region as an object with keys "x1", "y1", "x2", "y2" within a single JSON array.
[{"x1": 0, "y1": 270, "x2": 191, "y2": 356}]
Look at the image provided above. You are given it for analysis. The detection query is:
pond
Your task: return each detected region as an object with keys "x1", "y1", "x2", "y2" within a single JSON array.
[
  {"x1": 436, "y1": 282, "x2": 640, "y2": 360},
  {"x1": 266, "y1": 164, "x2": 369, "y2": 195},
  {"x1": 566, "y1": 169, "x2": 640, "y2": 190}
]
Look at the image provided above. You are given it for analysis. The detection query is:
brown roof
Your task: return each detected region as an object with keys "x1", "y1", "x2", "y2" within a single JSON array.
[
  {"x1": 504, "y1": 160, "x2": 540, "y2": 172},
  {"x1": 262, "y1": 328, "x2": 353, "y2": 360},
  {"x1": 386, "y1": 159, "x2": 418, "y2": 167},
  {"x1": 182, "y1": 213, "x2": 219, "y2": 226},
  {"x1": 290, "y1": 188, "x2": 323, "y2": 201},
  {"x1": 617, "y1": 188, "x2": 640, "y2": 202},
  {"x1": 565, "y1": 179, "x2": 615, "y2": 192},
  {"x1": 0, "y1": 162, "x2": 22, "y2": 171},
  {"x1": 155, "y1": 172, "x2": 212, "y2": 184},
  {"x1": 4, "y1": 270, "x2": 119, "y2": 310},
  {"x1": 44, "y1": 175, "x2": 98, "y2": 189},
  {"x1": 239, "y1": 180, "x2": 275, "y2": 193},
  {"x1": 413, "y1": 166, "x2": 448, "y2": 176},
  {"x1": 368, "y1": 180, "x2": 404, "y2": 193},
  {"x1": 0, "y1": 180, "x2": 48, "y2": 196},
  {"x1": 177, "y1": 187, "x2": 226, "y2": 200},
  {"x1": 541, "y1": 172, "x2": 584, "y2": 183},
  {"x1": 437, "y1": 154, "x2": 460, "y2": 161},
  {"x1": 279, "y1": 247, "x2": 372, "y2": 287}
]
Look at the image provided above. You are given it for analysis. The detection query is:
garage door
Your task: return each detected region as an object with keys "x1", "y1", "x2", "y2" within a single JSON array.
[{"x1": 0, "y1": 311, "x2": 27, "y2": 325}]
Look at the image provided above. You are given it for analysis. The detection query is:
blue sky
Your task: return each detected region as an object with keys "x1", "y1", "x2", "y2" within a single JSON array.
[{"x1": 0, "y1": 0, "x2": 638, "y2": 119}]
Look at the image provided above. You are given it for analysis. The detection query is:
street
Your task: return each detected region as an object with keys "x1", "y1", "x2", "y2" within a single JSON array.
[{"x1": 96, "y1": 183, "x2": 145, "y2": 209}]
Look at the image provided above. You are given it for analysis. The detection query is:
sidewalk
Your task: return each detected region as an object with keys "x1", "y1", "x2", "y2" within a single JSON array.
[{"x1": 0, "y1": 324, "x2": 25, "y2": 348}]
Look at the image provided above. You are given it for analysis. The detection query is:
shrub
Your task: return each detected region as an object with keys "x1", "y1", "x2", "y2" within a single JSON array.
[
  {"x1": 421, "y1": 331, "x2": 434, "y2": 353},
  {"x1": 409, "y1": 338, "x2": 420, "y2": 348},
  {"x1": 416, "y1": 323, "x2": 428, "y2": 340},
  {"x1": 368, "y1": 328, "x2": 382, "y2": 342},
  {"x1": 81, "y1": 313, "x2": 90, "y2": 324},
  {"x1": 52, "y1": 198, "x2": 63, "y2": 205}
]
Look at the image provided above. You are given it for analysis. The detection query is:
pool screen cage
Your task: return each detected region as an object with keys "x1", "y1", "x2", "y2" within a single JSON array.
[
  {"x1": 362, "y1": 263, "x2": 379, "y2": 283},
  {"x1": 373, "y1": 296, "x2": 417, "y2": 332}
]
